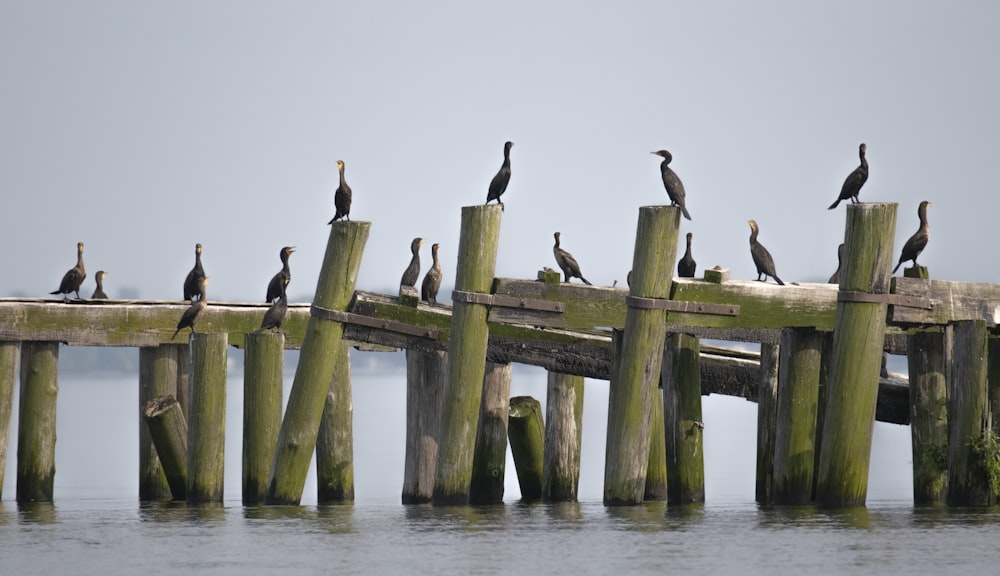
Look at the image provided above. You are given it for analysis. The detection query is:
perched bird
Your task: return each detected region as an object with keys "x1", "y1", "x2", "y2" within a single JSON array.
[
  {"x1": 421, "y1": 243, "x2": 443, "y2": 306},
  {"x1": 485, "y1": 141, "x2": 513, "y2": 209},
  {"x1": 748, "y1": 220, "x2": 784, "y2": 285},
  {"x1": 652, "y1": 150, "x2": 691, "y2": 220},
  {"x1": 266, "y1": 246, "x2": 295, "y2": 303},
  {"x1": 553, "y1": 232, "x2": 592, "y2": 285},
  {"x1": 893, "y1": 201, "x2": 931, "y2": 274},
  {"x1": 828, "y1": 143, "x2": 869, "y2": 209},
  {"x1": 183, "y1": 243, "x2": 205, "y2": 302},
  {"x1": 400, "y1": 237, "x2": 424, "y2": 287},
  {"x1": 828, "y1": 243, "x2": 845, "y2": 284},
  {"x1": 91, "y1": 270, "x2": 108, "y2": 299},
  {"x1": 255, "y1": 277, "x2": 287, "y2": 334},
  {"x1": 50, "y1": 241, "x2": 87, "y2": 300},
  {"x1": 677, "y1": 232, "x2": 697, "y2": 278},
  {"x1": 172, "y1": 277, "x2": 208, "y2": 339},
  {"x1": 328, "y1": 160, "x2": 352, "y2": 223}
]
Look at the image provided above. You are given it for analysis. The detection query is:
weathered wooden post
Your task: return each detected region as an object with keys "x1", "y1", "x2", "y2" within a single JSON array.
[
  {"x1": 755, "y1": 342, "x2": 779, "y2": 503},
  {"x1": 402, "y1": 349, "x2": 446, "y2": 504},
  {"x1": 316, "y1": 341, "x2": 354, "y2": 503},
  {"x1": 645, "y1": 379, "x2": 667, "y2": 501},
  {"x1": 243, "y1": 332, "x2": 284, "y2": 505},
  {"x1": 187, "y1": 332, "x2": 228, "y2": 503},
  {"x1": 662, "y1": 333, "x2": 705, "y2": 503},
  {"x1": 138, "y1": 345, "x2": 181, "y2": 500},
  {"x1": 816, "y1": 202, "x2": 897, "y2": 507},
  {"x1": 605, "y1": 205, "x2": 679, "y2": 505},
  {"x1": 772, "y1": 327, "x2": 823, "y2": 505},
  {"x1": 947, "y1": 320, "x2": 992, "y2": 506},
  {"x1": 142, "y1": 395, "x2": 188, "y2": 500},
  {"x1": 470, "y1": 361, "x2": 512, "y2": 504},
  {"x1": 433, "y1": 205, "x2": 502, "y2": 505},
  {"x1": 908, "y1": 328, "x2": 950, "y2": 505},
  {"x1": 542, "y1": 371, "x2": 585, "y2": 501},
  {"x1": 989, "y1": 336, "x2": 1000, "y2": 503},
  {"x1": 267, "y1": 220, "x2": 369, "y2": 505},
  {"x1": 812, "y1": 333, "x2": 834, "y2": 500},
  {"x1": 16, "y1": 341, "x2": 59, "y2": 503},
  {"x1": 508, "y1": 395, "x2": 544, "y2": 501},
  {"x1": 0, "y1": 341, "x2": 19, "y2": 500}
]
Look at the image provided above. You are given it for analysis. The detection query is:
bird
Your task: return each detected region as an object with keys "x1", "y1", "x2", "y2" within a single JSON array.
[
  {"x1": 828, "y1": 143, "x2": 869, "y2": 209},
  {"x1": 400, "y1": 237, "x2": 423, "y2": 287},
  {"x1": 893, "y1": 201, "x2": 931, "y2": 274},
  {"x1": 172, "y1": 277, "x2": 208, "y2": 339},
  {"x1": 183, "y1": 243, "x2": 205, "y2": 302},
  {"x1": 50, "y1": 241, "x2": 87, "y2": 300},
  {"x1": 328, "y1": 159, "x2": 352, "y2": 223},
  {"x1": 266, "y1": 246, "x2": 295, "y2": 303},
  {"x1": 255, "y1": 276, "x2": 287, "y2": 334},
  {"x1": 91, "y1": 270, "x2": 108, "y2": 299},
  {"x1": 421, "y1": 243, "x2": 443, "y2": 305},
  {"x1": 485, "y1": 141, "x2": 513, "y2": 209},
  {"x1": 748, "y1": 220, "x2": 784, "y2": 285},
  {"x1": 553, "y1": 232, "x2": 592, "y2": 285},
  {"x1": 828, "y1": 243, "x2": 845, "y2": 284},
  {"x1": 677, "y1": 232, "x2": 697, "y2": 278},
  {"x1": 651, "y1": 150, "x2": 691, "y2": 220}
]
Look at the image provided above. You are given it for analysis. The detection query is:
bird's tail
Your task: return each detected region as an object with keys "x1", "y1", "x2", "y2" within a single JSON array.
[
  {"x1": 49, "y1": 290, "x2": 60, "y2": 295},
  {"x1": 828, "y1": 199, "x2": 840, "y2": 210},
  {"x1": 582, "y1": 277, "x2": 593, "y2": 286},
  {"x1": 892, "y1": 261, "x2": 902, "y2": 274},
  {"x1": 774, "y1": 275, "x2": 785, "y2": 286},
  {"x1": 680, "y1": 205, "x2": 692, "y2": 220},
  {"x1": 171, "y1": 328, "x2": 180, "y2": 340}
]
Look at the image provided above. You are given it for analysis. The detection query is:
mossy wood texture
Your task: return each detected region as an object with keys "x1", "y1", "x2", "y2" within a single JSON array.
[
  {"x1": 267, "y1": 221, "x2": 369, "y2": 505},
  {"x1": 470, "y1": 362, "x2": 511, "y2": 504},
  {"x1": 645, "y1": 382, "x2": 667, "y2": 502},
  {"x1": 187, "y1": 332, "x2": 227, "y2": 503},
  {"x1": 543, "y1": 372, "x2": 584, "y2": 501},
  {"x1": 317, "y1": 341, "x2": 354, "y2": 503},
  {"x1": 242, "y1": 332, "x2": 284, "y2": 504},
  {"x1": 402, "y1": 350, "x2": 446, "y2": 504},
  {"x1": 755, "y1": 342, "x2": 779, "y2": 503},
  {"x1": 0, "y1": 341, "x2": 18, "y2": 500},
  {"x1": 907, "y1": 329, "x2": 950, "y2": 505},
  {"x1": 662, "y1": 333, "x2": 705, "y2": 504},
  {"x1": 508, "y1": 395, "x2": 545, "y2": 501},
  {"x1": 142, "y1": 395, "x2": 188, "y2": 500},
  {"x1": 16, "y1": 341, "x2": 58, "y2": 502},
  {"x1": 772, "y1": 328, "x2": 822, "y2": 505},
  {"x1": 947, "y1": 320, "x2": 992, "y2": 506},
  {"x1": 138, "y1": 345, "x2": 181, "y2": 500}
]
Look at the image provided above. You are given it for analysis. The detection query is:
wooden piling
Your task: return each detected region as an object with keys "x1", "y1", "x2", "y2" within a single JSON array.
[
  {"x1": 812, "y1": 333, "x2": 833, "y2": 501},
  {"x1": 316, "y1": 341, "x2": 354, "y2": 503},
  {"x1": 267, "y1": 221, "x2": 369, "y2": 505},
  {"x1": 755, "y1": 342, "x2": 779, "y2": 503},
  {"x1": 907, "y1": 329, "x2": 950, "y2": 505},
  {"x1": 142, "y1": 395, "x2": 188, "y2": 500},
  {"x1": 402, "y1": 349, "x2": 446, "y2": 504},
  {"x1": 542, "y1": 372, "x2": 585, "y2": 502},
  {"x1": 508, "y1": 395, "x2": 545, "y2": 501},
  {"x1": 772, "y1": 327, "x2": 823, "y2": 505},
  {"x1": 433, "y1": 205, "x2": 502, "y2": 505},
  {"x1": 0, "y1": 341, "x2": 19, "y2": 500},
  {"x1": 187, "y1": 332, "x2": 228, "y2": 503},
  {"x1": 243, "y1": 332, "x2": 284, "y2": 505},
  {"x1": 138, "y1": 345, "x2": 180, "y2": 500},
  {"x1": 816, "y1": 202, "x2": 897, "y2": 507},
  {"x1": 662, "y1": 333, "x2": 706, "y2": 503},
  {"x1": 470, "y1": 361, "x2": 512, "y2": 504},
  {"x1": 16, "y1": 341, "x2": 59, "y2": 503},
  {"x1": 645, "y1": 378, "x2": 667, "y2": 501},
  {"x1": 604, "y1": 206, "x2": 680, "y2": 505},
  {"x1": 947, "y1": 320, "x2": 992, "y2": 506}
]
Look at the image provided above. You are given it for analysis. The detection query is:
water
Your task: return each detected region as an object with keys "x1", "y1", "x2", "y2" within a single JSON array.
[{"x1": 2, "y1": 350, "x2": 992, "y2": 575}]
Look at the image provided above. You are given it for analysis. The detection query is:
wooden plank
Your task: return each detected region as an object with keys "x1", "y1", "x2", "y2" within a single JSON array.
[
  {"x1": 669, "y1": 279, "x2": 840, "y2": 331},
  {"x1": 490, "y1": 278, "x2": 628, "y2": 333},
  {"x1": 891, "y1": 277, "x2": 1000, "y2": 326}
]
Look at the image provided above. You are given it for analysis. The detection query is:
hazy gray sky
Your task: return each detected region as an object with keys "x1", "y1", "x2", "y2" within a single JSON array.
[{"x1": 3, "y1": 2, "x2": 998, "y2": 302}]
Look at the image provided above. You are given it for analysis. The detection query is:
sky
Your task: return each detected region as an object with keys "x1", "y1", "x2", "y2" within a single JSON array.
[{"x1": 2, "y1": 2, "x2": 999, "y2": 303}]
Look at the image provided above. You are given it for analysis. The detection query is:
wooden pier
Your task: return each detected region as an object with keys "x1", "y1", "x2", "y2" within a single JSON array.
[{"x1": 2, "y1": 203, "x2": 1000, "y2": 508}]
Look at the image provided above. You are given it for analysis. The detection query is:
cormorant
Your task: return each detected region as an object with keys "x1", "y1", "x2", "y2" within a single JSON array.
[
  {"x1": 828, "y1": 143, "x2": 868, "y2": 209},
  {"x1": 421, "y1": 243, "x2": 443, "y2": 306},
  {"x1": 828, "y1": 243, "x2": 845, "y2": 284},
  {"x1": 328, "y1": 160, "x2": 352, "y2": 223},
  {"x1": 485, "y1": 141, "x2": 513, "y2": 209},
  {"x1": 266, "y1": 246, "x2": 295, "y2": 303},
  {"x1": 183, "y1": 243, "x2": 205, "y2": 302},
  {"x1": 748, "y1": 220, "x2": 785, "y2": 285},
  {"x1": 400, "y1": 237, "x2": 423, "y2": 287},
  {"x1": 172, "y1": 277, "x2": 208, "y2": 339},
  {"x1": 50, "y1": 241, "x2": 86, "y2": 300},
  {"x1": 651, "y1": 150, "x2": 691, "y2": 220},
  {"x1": 255, "y1": 277, "x2": 287, "y2": 334},
  {"x1": 677, "y1": 232, "x2": 697, "y2": 278},
  {"x1": 553, "y1": 232, "x2": 592, "y2": 285},
  {"x1": 893, "y1": 201, "x2": 931, "y2": 274},
  {"x1": 92, "y1": 270, "x2": 108, "y2": 299}
]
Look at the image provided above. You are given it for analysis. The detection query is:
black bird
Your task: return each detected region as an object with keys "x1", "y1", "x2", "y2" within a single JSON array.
[
  {"x1": 50, "y1": 241, "x2": 87, "y2": 300},
  {"x1": 266, "y1": 246, "x2": 295, "y2": 303},
  {"x1": 328, "y1": 159, "x2": 352, "y2": 223},
  {"x1": 485, "y1": 141, "x2": 513, "y2": 209},
  {"x1": 828, "y1": 243, "x2": 845, "y2": 284},
  {"x1": 183, "y1": 243, "x2": 205, "y2": 302},
  {"x1": 748, "y1": 220, "x2": 784, "y2": 285},
  {"x1": 255, "y1": 277, "x2": 287, "y2": 334},
  {"x1": 893, "y1": 201, "x2": 931, "y2": 274},
  {"x1": 553, "y1": 232, "x2": 592, "y2": 285},
  {"x1": 172, "y1": 277, "x2": 208, "y2": 340},
  {"x1": 828, "y1": 143, "x2": 869, "y2": 209},
  {"x1": 421, "y1": 243, "x2": 443, "y2": 306},
  {"x1": 400, "y1": 237, "x2": 423, "y2": 287},
  {"x1": 677, "y1": 232, "x2": 697, "y2": 278},
  {"x1": 91, "y1": 270, "x2": 108, "y2": 299},
  {"x1": 652, "y1": 150, "x2": 691, "y2": 220}
]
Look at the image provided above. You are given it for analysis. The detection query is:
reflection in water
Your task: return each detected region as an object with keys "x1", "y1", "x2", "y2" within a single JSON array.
[
  {"x1": 17, "y1": 501, "x2": 57, "y2": 524},
  {"x1": 403, "y1": 503, "x2": 510, "y2": 533},
  {"x1": 604, "y1": 501, "x2": 669, "y2": 531}
]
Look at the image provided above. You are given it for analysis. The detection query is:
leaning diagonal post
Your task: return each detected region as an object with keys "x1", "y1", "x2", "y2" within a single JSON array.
[{"x1": 266, "y1": 220, "x2": 370, "y2": 505}]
